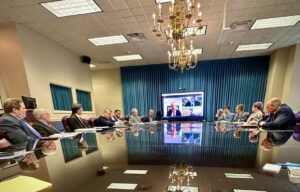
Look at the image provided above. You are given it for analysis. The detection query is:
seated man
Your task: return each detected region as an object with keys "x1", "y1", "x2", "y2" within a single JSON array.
[
  {"x1": 247, "y1": 102, "x2": 264, "y2": 124},
  {"x1": 129, "y1": 108, "x2": 142, "y2": 124},
  {"x1": 167, "y1": 102, "x2": 182, "y2": 117},
  {"x1": 259, "y1": 98, "x2": 296, "y2": 147},
  {"x1": 111, "y1": 109, "x2": 122, "y2": 122},
  {"x1": 32, "y1": 108, "x2": 59, "y2": 137},
  {"x1": 232, "y1": 104, "x2": 248, "y2": 122},
  {"x1": 0, "y1": 98, "x2": 56, "y2": 156},
  {"x1": 217, "y1": 106, "x2": 234, "y2": 122},
  {"x1": 69, "y1": 103, "x2": 90, "y2": 130},
  {"x1": 98, "y1": 109, "x2": 122, "y2": 127},
  {"x1": 144, "y1": 109, "x2": 156, "y2": 122}
]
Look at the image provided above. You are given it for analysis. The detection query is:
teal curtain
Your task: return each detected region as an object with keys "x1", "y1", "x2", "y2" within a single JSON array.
[
  {"x1": 76, "y1": 90, "x2": 92, "y2": 111},
  {"x1": 50, "y1": 84, "x2": 73, "y2": 111},
  {"x1": 121, "y1": 56, "x2": 269, "y2": 121},
  {"x1": 60, "y1": 138, "x2": 82, "y2": 162},
  {"x1": 126, "y1": 123, "x2": 258, "y2": 167},
  {"x1": 84, "y1": 133, "x2": 98, "y2": 154}
]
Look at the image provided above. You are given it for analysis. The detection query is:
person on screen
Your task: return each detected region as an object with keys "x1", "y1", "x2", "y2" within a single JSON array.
[
  {"x1": 182, "y1": 98, "x2": 192, "y2": 107},
  {"x1": 189, "y1": 109, "x2": 197, "y2": 117},
  {"x1": 194, "y1": 96, "x2": 202, "y2": 106},
  {"x1": 167, "y1": 102, "x2": 182, "y2": 117}
]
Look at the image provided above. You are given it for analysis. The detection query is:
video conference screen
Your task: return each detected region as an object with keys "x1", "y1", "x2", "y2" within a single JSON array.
[
  {"x1": 161, "y1": 91, "x2": 204, "y2": 119},
  {"x1": 163, "y1": 123, "x2": 203, "y2": 144}
]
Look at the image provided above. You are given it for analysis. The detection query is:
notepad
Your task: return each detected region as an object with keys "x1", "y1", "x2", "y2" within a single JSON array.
[
  {"x1": 225, "y1": 173, "x2": 254, "y2": 179},
  {"x1": 168, "y1": 185, "x2": 198, "y2": 192},
  {"x1": 234, "y1": 190, "x2": 267, "y2": 192},
  {"x1": 263, "y1": 163, "x2": 281, "y2": 173},
  {"x1": 107, "y1": 183, "x2": 137, "y2": 190},
  {"x1": 124, "y1": 170, "x2": 148, "y2": 174},
  {"x1": 0, "y1": 175, "x2": 52, "y2": 192}
]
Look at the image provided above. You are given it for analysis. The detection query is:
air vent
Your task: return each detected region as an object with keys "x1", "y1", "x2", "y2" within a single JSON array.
[
  {"x1": 230, "y1": 20, "x2": 252, "y2": 31},
  {"x1": 126, "y1": 33, "x2": 146, "y2": 42}
]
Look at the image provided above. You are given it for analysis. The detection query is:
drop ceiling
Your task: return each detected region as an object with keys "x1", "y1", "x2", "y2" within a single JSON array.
[{"x1": 0, "y1": 0, "x2": 300, "y2": 70}]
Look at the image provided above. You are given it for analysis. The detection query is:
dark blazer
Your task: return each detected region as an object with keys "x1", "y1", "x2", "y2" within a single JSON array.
[
  {"x1": 263, "y1": 104, "x2": 296, "y2": 130},
  {"x1": 143, "y1": 116, "x2": 157, "y2": 122},
  {"x1": 232, "y1": 112, "x2": 248, "y2": 122},
  {"x1": 98, "y1": 116, "x2": 115, "y2": 127},
  {"x1": 263, "y1": 104, "x2": 296, "y2": 145},
  {"x1": 32, "y1": 120, "x2": 59, "y2": 137},
  {"x1": 69, "y1": 114, "x2": 88, "y2": 130},
  {"x1": 167, "y1": 110, "x2": 182, "y2": 117},
  {"x1": 0, "y1": 113, "x2": 36, "y2": 151}
]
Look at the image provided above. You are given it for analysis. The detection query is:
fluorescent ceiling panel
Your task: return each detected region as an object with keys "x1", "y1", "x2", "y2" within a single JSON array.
[
  {"x1": 173, "y1": 48, "x2": 202, "y2": 56},
  {"x1": 113, "y1": 54, "x2": 143, "y2": 61},
  {"x1": 156, "y1": 0, "x2": 172, "y2": 3},
  {"x1": 41, "y1": 0, "x2": 102, "y2": 17},
  {"x1": 183, "y1": 25, "x2": 207, "y2": 37},
  {"x1": 88, "y1": 35, "x2": 128, "y2": 46},
  {"x1": 89, "y1": 64, "x2": 96, "y2": 68},
  {"x1": 251, "y1": 15, "x2": 300, "y2": 29},
  {"x1": 236, "y1": 43, "x2": 273, "y2": 51}
]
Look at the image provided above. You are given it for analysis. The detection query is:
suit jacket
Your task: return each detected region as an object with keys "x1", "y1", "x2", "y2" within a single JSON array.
[
  {"x1": 0, "y1": 113, "x2": 36, "y2": 151},
  {"x1": 232, "y1": 112, "x2": 248, "y2": 122},
  {"x1": 69, "y1": 114, "x2": 88, "y2": 130},
  {"x1": 32, "y1": 120, "x2": 59, "y2": 137},
  {"x1": 263, "y1": 104, "x2": 296, "y2": 145},
  {"x1": 144, "y1": 116, "x2": 156, "y2": 122},
  {"x1": 98, "y1": 116, "x2": 115, "y2": 127},
  {"x1": 167, "y1": 110, "x2": 182, "y2": 117}
]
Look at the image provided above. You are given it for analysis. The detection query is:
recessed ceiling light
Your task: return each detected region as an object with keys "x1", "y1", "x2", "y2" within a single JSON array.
[
  {"x1": 113, "y1": 54, "x2": 143, "y2": 61},
  {"x1": 90, "y1": 64, "x2": 96, "y2": 68},
  {"x1": 155, "y1": 0, "x2": 172, "y2": 3},
  {"x1": 236, "y1": 43, "x2": 273, "y2": 51},
  {"x1": 251, "y1": 15, "x2": 300, "y2": 29},
  {"x1": 41, "y1": 0, "x2": 102, "y2": 17},
  {"x1": 183, "y1": 25, "x2": 207, "y2": 37},
  {"x1": 88, "y1": 35, "x2": 128, "y2": 46},
  {"x1": 173, "y1": 49, "x2": 202, "y2": 56}
]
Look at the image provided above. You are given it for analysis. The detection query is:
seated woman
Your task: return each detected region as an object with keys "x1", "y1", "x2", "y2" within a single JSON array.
[{"x1": 247, "y1": 102, "x2": 264, "y2": 124}]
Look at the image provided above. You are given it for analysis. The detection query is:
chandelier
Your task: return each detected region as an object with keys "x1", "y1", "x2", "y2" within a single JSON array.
[
  {"x1": 168, "y1": 164, "x2": 194, "y2": 192},
  {"x1": 152, "y1": 0, "x2": 204, "y2": 72}
]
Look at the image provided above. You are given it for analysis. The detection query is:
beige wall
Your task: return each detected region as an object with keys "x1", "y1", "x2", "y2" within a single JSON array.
[
  {"x1": 91, "y1": 68, "x2": 123, "y2": 116},
  {"x1": 0, "y1": 23, "x2": 31, "y2": 99},
  {"x1": 265, "y1": 44, "x2": 300, "y2": 164},
  {"x1": 16, "y1": 24, "x2": 95, "y2": 120}
]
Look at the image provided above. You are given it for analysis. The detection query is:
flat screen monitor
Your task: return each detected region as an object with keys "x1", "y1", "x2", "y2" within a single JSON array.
[
  {"x1": 163, "y1": 122, "x2": 203, "y2": 144},
  {"x1": 22, "y1": 96, "x2": 37, "y2": 109},
  {"x1": 161, "y1": 91, "x2": 204, "y2": 120}
]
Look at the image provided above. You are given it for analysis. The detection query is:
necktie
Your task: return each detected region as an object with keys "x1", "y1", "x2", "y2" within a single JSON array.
[{"x1": 20, "y1": 120, "x2": 42, "y2": 139}]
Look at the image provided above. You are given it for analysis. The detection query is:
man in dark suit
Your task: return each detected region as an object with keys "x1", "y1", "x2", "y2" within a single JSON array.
[
  {"x1": 144, "y1": 109, "x2": 156, "y2": 122},
  {"x1": 259, "y1": 98, "x2": 296, "y2": 146},
  {"x1": 0, "y1": 98, "x2": 39, "y2": 151},
  {"x1": 232, "y1": 104, "x2": 248, "y2": 122},
  {"x1": 69, "y1": 103, "x2": 90, "y2": 130},
  {"x1": 32, "y1": 108, "x2": 59, "y2": 137},
  {"x1": 98, "y1": 109, "x2": 122, "y2": 127},
  {"x1": 167, "y1": 102, "x2": 182, "y2": 117}
]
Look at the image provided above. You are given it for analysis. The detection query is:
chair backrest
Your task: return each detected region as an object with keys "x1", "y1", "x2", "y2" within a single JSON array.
[
  {"x1": 61, "y1": 116, "x2": 73, "y2": 132},
  {"x1": 0, "y1": 129, "x2": 11, "y2": 149},
  {"x1": 243, "y1": 112, "x2": 250, "y2": 121},
  {"x1": 293, "y1": 111, "x2": 300, "y2": 142},
  {"x1": 124, "y1": 116, "x2": 130, "y2": 121},
  {"x1": 141, "y1": 116, "x2": 146, "y2": 122},
  {"x1": 88, "y1": 117, "x2": 96, "y2": 128}
]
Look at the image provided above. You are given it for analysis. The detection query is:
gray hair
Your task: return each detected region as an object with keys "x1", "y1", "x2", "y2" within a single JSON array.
[
  {"x1": 33, "y1": 108, "x2": 48, "y2": 120},
  {"x1": 131, "y1": 108, "x2": 138, "y2": 114}
]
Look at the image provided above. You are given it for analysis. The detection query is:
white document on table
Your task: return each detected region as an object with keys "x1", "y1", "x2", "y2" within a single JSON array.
[
  {"x1": 124, "y1": 170, "x2": 148, "y2": 174},
  {"x1": 107, "y1": 183, "x2": 137, "y2": 190},
  {"x1": 225, "y1": 173, "x2": 254, "y2": 179}
]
